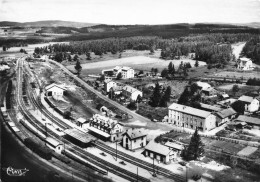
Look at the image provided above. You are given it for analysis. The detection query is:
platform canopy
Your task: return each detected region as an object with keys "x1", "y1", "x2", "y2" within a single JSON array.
[
  {"x1": 88, "y1": 126, "x2": 111, "y2": 138},
  {"x1": 64, "y1": 129, "x2": 96, "y2": 143}
]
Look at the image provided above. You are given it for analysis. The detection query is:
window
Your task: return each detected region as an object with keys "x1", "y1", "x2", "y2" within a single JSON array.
[{"x1": 134, "y1": 139, "x2": 136, "y2": 143}]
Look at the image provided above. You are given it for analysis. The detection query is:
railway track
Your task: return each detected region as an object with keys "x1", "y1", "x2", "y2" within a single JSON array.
[
  {"x1": 17, "y1": 58, "x2": 152, "y2": 182},
  {"x1": 95, "y1": 141, "x2": 185, "y2": 182}
]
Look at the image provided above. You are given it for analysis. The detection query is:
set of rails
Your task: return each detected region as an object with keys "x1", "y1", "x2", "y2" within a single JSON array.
[{"x1": 15, "y1": 58, "x2": 153, "y2": 182}]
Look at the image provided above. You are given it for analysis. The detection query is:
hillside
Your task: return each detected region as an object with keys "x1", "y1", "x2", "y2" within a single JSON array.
[{"x1": 0, "y1": 20, "x2": 98, "y2": 28}]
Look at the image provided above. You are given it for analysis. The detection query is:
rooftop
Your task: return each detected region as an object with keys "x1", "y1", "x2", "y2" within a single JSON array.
[
  {"x1": 238, "y1": 95, "x2": 256, "y2": 103},
  {"x1": 236, "y1": 115, "x2": 260, "y2": 125},
  {"x1": 200, "y1": 103, "x2": 222, "y2": 112},
  {"x1": 216, "y1": 108, "x2": 237, "y2": 119},
  {"x1": 45, "y1": 137, "x2": 61, "y2": 147},
  {"x1": 122, "y1": 85, "x2": 141, "y2": 93},
  {"x1": 64, "y1": 129, "x2": 96, "y2": 143},
  {"x1": 196, "y1": 81, "x2": 211, "y2": 90},
  {"x1": 168, "y1": 103, "x2": 212, "y2": 118},
  {"x1": 239, "y1": 57, "x2": 251, "y2": 62},
  {"x1": 45, "y1": 83, "x2": 66, "y2": 91},
  {"x1": 164, "y1": 141, "x2": 184, "y2": 151},
  {"x1": 77, "y1": 117, "x2": 87, "y2": 124},
  {"x1": 123, "y1": 128, "x2": 147, "y2": 140},
  {"x1": 145, "y1": 141, "x2": 172, "y2": 156}
]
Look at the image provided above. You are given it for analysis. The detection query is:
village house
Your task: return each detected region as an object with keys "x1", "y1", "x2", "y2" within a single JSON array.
[
  {"x1": 168, "y1": 103, "x2": 216, "y2": 132},
  {"x1": 144, "y1": 141, "x2": 177, "y2": 164},
  {"x1": 235, "y1": 115, "x2": 260, "y2": 129},
  {"x1": 104, "y1": 80, "x2": 117, "y2": 93},
  {"x1": 102, "y1": 66, "x2": 135, "y2": 79},
  {"x1": 237, "y1": 57, "x2": 254, "y2": 70},
  {"x1": 88, "y1": 114, "x2": 124, "y2": 142},
  {"x1": 45, "y1": 137, "x2": 63, "y2": 154},
  {"x1": 215, "y1": 108, "x2": 237, "y2": 126},
  {"x1": 238, "y1": 95, "x2": 259, "y2": 113},
  {"x1": 122, "y1": 128, "x2": 147, "y2": 151},
  {"x1": 45, "y1": 83, "x2": 66, "y2": 100},
  {"x1": 122, "y1": 85, "x2": 142, "y2": 101}
]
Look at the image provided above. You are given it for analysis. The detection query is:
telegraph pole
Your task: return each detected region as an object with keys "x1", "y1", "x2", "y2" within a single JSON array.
[
  {"x1": 136, "y1": 167, "x2": 138, "y2": 182},
  {"x1": 116, "y1": 141, "x2": 118, "y2": 161}
]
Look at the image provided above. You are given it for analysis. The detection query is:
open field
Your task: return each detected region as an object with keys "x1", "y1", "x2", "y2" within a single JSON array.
[
  {"x1": 0, "y1": 42, "x2": 69, "y2": 56},
  {"x1": 211, "y1": 70, "x2": 260, "y2": 80},
  {"x1": 231, "y1": 42, "x2": 246, "y2": 59},
  {"x1": 67, "y1": 55, "x2": 206, "y2": 75}
]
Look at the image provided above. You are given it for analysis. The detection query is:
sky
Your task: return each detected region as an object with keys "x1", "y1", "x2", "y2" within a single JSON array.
[{"x1": 0, "y1": 0, "x2": 260, "y2": 24}]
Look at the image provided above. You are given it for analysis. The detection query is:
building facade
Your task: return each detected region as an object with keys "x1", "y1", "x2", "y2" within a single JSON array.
[
  {"x1": 122, "y1": 85, "x2": 142, "y2": 101},
  {"x1": 144, "y1": 141, "x2": 176, "y2": 164},
  {"x1": 238, "y1": 95, "x2": 259, "y2": 113},
  {"x1": 237, "y1": 57, "x2": 253, "y2": 70},
  {"x1": 102, "y1": 66, "x2": 135, "y2": 79},
  {"x1": 168, "y1": 103, "x2": 216, "y2": 131},
  {"x1": 104, "y1": 80, "x2": 117, "y2": 93},
  {"x1": 122, "y1": 128, "x2": 147, "y2": 151},
  {"x1": 89, "y1": 114, "x2": 124, "y2": 142},
  {"x1": 45, "y1": 83, "x2": 66, "y2": 100}
]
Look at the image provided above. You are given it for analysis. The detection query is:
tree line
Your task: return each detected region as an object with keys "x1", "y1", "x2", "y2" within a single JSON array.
[{"x1": 241, "y1": 35, "x2": 260, "y2": 64}]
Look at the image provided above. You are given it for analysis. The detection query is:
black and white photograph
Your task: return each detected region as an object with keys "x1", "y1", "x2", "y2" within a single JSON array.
[{"x1": 1, "y1": 0, "x2": 260, "y2": 181}]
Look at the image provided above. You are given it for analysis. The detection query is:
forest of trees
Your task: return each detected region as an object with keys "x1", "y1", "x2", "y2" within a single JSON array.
[
  {"x1": 33, "y1": 33, "x2": 255, "y2": 65},
  {"x1": 241, "y1": 35, "x2": 260, "y2": 64}
]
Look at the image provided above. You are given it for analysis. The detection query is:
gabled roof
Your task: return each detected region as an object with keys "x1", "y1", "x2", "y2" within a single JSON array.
[
  {"x1": 216, "y1": 108, "x2": 237, "y2": 119},
  {"x1": 123, "y1": 128, "x2": 147, "y2": 140},
  {"x1": 238, "y1": 95, "x2": 256, "y2": 103},
  {"x1": 196, "y1": 81, "x2": 211, "y2": 90},
  {"x1": 168, "y1": 103, "x2": 212, "y2": 118},
  {"x1": 45, "y1": 83, "x2": 66, "y2": 91},
  {"x1": 239, "y1": 57, "x2": 251, "y2": 62},
  {"x1": 164, "y1": 141, "x2": 184, "y2": 151},
  {"x1": 45, "y1": 137, "x2": 61, "y2": 147},
  {"x1": 77, "y1": 117, "x2": 87, "y2": 124},
  {"x1": 236, "y1": 115, "x2": 260, "y2": 125},
  {"x1": 200, "y1": 103, "x2": 222, "y2": 112},
  {"x1": 122, "y1": 85, "x2": 141, "y2": 94},
  {"x1": 145, "y1": 141, "x2": 172, "y2": 156}
]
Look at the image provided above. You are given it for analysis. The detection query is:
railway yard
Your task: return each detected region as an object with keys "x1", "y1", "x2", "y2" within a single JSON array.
[{"x1": 0, "y1": 57, "x2": 186, "y2": 182}]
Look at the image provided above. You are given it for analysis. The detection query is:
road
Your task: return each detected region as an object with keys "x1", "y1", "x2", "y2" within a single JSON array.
[{"x1": 48, "y1": 60, "x2": 152, "y2": 122}]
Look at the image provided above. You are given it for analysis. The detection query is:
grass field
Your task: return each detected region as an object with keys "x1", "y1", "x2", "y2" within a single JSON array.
[{"x1": 67, "y1": 55, "x2": 206, "y2": 75}]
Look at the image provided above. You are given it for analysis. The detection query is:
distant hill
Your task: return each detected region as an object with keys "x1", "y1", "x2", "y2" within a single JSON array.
[
  {"x1": 233, "y1": 22, "x2": 260, "y2": 29},
  {"x1": 0, "y1": 20, "x2": 98, "y2": 28}
]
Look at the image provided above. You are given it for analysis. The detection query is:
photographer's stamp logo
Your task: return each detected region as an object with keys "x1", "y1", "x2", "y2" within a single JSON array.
[{"x1": 2, "y1": 166, "x2": 29, "y2": 176}]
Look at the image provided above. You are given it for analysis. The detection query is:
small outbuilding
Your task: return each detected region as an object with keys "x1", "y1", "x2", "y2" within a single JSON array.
[
  {"x1": 45, "y1": 137, "x2": 64, "y2": 154},
  {"x1": 144, "y1": 141, "x2": 176, "y2": 164},
  {"x1": 45, "y1": 83, "x2": 66, "y2": 100},
  {"x1": 77, "y1": 117, "x2": 88, "y2": 128},
  {"x1": 235, "y1": 115, "x2": 260, "y2": 129}
]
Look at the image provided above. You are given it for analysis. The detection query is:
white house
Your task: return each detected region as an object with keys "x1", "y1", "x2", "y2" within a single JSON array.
[
  {"x1": 238, "y1": 95, "x2": 259, "y2": 113},
  {"x1": 45, "y1": 83, "x2": 66, "y2": 100},
  {"x1": 88, "y1": 114, "x2": 124, "y2": 142},
  {"x1": 144, "y1": 141, "x2": 177, "y2": 164},
  {"x1": 45, "y1": 137, "x2": 63, "y2": 154},
  {"x1": 104, "y1": 80, "x2": 117, "y2": 93},
  {"x1": 102, "y1": 66, "x2": 135, "y2": 79},
  {"x1": 196, "y1": 81, "x2": 211, "y2": 91},
  {"x1": 122, "y1": 128, "x2": 147, "y2": 151},
  {"x1": 122, "y1": 85, "x2": 142, "y2": 101},
  {"x1": 237, "y1": 57, "x2": 254, "y2": 70},
  {"x1": 168, "y1": 103, "x2": 216, "y2": 132}
]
